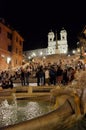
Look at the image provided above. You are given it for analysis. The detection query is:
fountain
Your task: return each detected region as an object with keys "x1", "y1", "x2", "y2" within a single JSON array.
[
  {"x1": 0, "y1": 87, "x2": 81, "y2": 130},
  {"x1": 0, "y1": 99, "x2": 17, "y2": 128},
  {"x1": 0, "y1": 85, "x2": 86, "y2": 130},
  {"x1": 0, "y1": 93, "x2": 52, "y2": 129}
]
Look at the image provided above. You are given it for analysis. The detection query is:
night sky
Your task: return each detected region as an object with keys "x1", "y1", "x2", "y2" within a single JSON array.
[{"x1": 0, "y1": 0, "x2": 86, "y2": 51}]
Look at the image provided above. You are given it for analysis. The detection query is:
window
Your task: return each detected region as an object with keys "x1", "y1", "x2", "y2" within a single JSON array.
[
  {"x1": 16, "y1": 36, "x2": 18, "y2": 42},
  {"x1": 50, "y1": 38, "x2": 52, "y2": 41},
  {"x1": 8, "y1": 45, "x2": 12, "y2": 52},
  {"x1": 7, "y1": 32, "x2": 12, "y2": 40},
  {"x1": 62, "y1": 36, "x2": 65, "y2": 39},
  {"x1": 19, "y1": 40, "x2": 22, "y2": 46}
]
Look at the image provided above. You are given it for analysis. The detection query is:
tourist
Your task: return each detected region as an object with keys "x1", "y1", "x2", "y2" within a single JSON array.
[
  {"x1": 49, "y1": 66, "x2": 56, "y2": 85},
  {"x1": 56, "y1": 66, "x2": 63, "y2": 85},
  {"x1": 20, "y1": 68, "x2": 25, "y2": 86},
  {"x1": 36, "y1": 66, "x2": 45, "y2": 86},
  {"x1": 24, "y1": 69, "x2": 31, "y2": 86},
  {"x1": 62, "y1": 69, "x2": 68, "y2": 85},
  {"x1": 44, "y1": 67, "x2": 50, "y2": 86}
]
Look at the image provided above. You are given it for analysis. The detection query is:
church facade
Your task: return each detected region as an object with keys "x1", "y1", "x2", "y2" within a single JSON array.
[
  {"x1": 47, "y1": 28, "x2": 68, "y2": 55},
  {"x1": 24, "y1": 28, "x2": 68, "y2": 60}
]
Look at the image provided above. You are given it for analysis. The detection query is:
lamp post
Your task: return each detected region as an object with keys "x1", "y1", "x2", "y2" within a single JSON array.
[{"x1": 72, "y1": 50, "x2": 76, "y2": 55}]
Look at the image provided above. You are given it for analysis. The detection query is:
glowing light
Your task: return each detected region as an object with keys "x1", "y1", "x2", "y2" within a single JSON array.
[
  {"x1": 68, "y1": 54, "x2": 70, "y2": 57},
  {"x1": 1, "y1": 54, "x2": 5, "y2": 58},
  {"x1": 28, "y1": 56, "x2": 31, "y2": 59},
  {"x1": 32, "y1": 53, "x2": 36, "y2": 57},
  {"x1": 77, "y1": 49, "x2": 80, "y2": 53},
  {"x1": 7, "y1": 57, "x2": 11, "y2": 64},
  {"x1": 72, "y1": 50, "x2": 76, "y2": 54},
  {"x1": 43, "y1": 56, "x2": 46, "y2": 59},
  {"x1": 40, "y1": 52, "x2": 43, "y2": 55}
]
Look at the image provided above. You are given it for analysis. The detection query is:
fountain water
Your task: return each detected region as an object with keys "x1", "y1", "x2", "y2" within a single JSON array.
[
  {"x1": 0, "y1": 94, "x2": 51, "y2": 128},
  {"x1": 0, "y1": 98, "x2": 17, "y2": 127}
]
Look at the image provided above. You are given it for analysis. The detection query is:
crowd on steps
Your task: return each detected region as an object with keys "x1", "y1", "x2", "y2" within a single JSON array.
[{"x1": 0, "y1": 58, "x2": 86, "y2": 89}]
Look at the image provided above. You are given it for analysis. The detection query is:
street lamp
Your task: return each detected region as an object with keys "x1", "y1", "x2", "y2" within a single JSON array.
[
  {"x1": 72, "y1": 50, "x2": 76, "y2": 54},
  {"x1": 40, "y1": 52, "x2": 43, "y2": 56}
]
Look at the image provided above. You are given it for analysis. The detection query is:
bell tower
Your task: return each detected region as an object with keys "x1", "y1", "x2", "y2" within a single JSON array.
[
  {"x1": 47, "y1": 30, "x2": 56, "y2": 55},
  {"x1": 60, "y1": 28, "x2": 67, "y2": 40},
  {"x1": 48, "y1": 30, "x2": 55, "y2": 42}
]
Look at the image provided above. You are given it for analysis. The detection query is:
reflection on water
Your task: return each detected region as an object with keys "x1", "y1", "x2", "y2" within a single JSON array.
[{"x1": 0, "y1": 99, "x2": 52, "y2": 128}]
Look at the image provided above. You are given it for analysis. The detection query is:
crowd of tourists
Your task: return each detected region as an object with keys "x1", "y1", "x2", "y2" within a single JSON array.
[
  {"x1": 33, "y1": 60, "x2": 85, "y2": 86},
  {"x1": 0, "y1": 58, "x2": 86, "y2": 89},
  {"x1": 0, "y1": 71, "x2": 14, "y2": 89}
]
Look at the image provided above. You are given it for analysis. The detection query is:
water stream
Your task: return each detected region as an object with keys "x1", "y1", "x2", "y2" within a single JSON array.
[
  {"x1": 0, "y1": 95, "x2": 52, "y2": 128},
  {"x1": 0, "y1": 94, "x2": 86, "y2": 130}
]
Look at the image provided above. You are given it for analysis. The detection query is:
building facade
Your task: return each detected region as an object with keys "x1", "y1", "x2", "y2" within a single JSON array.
[
  {"x1": 47, "y1": 28, "x2": 68, "y2": 55},
  {"x1": 0, "y1": 21, "x2": 24, "y2": 71},
  {"x1": 24, "y1": 28, "x2": 68, "y2": 60},
  {"x1": 77, "y1": 25, "x2": 86, "y2": 57}
]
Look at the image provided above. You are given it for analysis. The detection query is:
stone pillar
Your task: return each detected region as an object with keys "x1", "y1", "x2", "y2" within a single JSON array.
[{"x1": 28, "y1": 86, "x2": 32, "y2": 94}]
